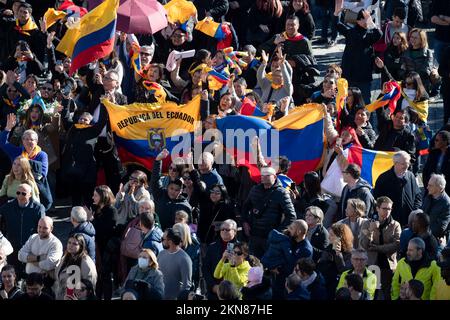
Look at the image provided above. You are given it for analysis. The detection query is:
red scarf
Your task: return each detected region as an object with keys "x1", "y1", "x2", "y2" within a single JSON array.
[{"x1": 282, "y1": 32, "x2": 305, "y2": 42}]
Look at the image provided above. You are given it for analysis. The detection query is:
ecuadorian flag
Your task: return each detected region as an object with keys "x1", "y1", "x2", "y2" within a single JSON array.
[
  {"x1": 366, "y1": 81, "x2": 401, "y2": 115},
  {"x1": 347, "y1": 145, "x2": 395, "y2": 187},
  {"x1": 103, "y1": 95, "x2": 201, "y2": 170},
  {"x1": 56, "y1": 0, "x2": 119, "y2": 75},
  {"x1": 216, "y1": 103, "x2": 325, "y2": 184}
]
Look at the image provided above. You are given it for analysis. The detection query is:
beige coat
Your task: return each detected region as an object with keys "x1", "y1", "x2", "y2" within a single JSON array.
[
  {"x1": 359, "y1": 218, "x2": 401, "y2": 271},
  {"x1": 54, "y1": 255, "x2": 98, "y2": 300}
]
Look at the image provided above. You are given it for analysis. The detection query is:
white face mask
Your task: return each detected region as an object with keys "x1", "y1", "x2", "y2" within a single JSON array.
[{"x1": 138, "y1": 257, "x2": 149, "y2": 269}]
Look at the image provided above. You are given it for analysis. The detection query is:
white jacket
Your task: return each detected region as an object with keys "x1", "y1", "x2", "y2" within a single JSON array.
[{"x1": 0, "y1": 232, "x2": 13, "y2": 270}]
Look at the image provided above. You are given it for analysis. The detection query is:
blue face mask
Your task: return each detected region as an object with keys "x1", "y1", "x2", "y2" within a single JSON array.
[
  {"x1": 138, "y1": 257, "x2": 149, "y2": 269},
  {"x1": 102, "y1": 58, "x2": 111, "y2": 66}
]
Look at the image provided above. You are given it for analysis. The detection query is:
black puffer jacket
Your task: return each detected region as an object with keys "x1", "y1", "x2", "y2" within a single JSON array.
[
  {"x1": 241, "y1": 276, "x2": 273, "y2": 300},
  {"x1": 242, "y1": 180, "x2": 296, "y2": 238},
  {"x1": 150, "y1": 160, "x2": 192, "y2": 230}
]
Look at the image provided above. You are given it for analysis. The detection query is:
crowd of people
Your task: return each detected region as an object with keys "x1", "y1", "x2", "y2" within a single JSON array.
[{"x1": 0, "y1": 0, "x2": 450, "y2": 301}]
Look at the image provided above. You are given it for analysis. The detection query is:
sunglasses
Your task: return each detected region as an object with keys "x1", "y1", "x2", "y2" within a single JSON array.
[
  {"x1": 221, "y1": 228, "x2": 232, "y2": 232},
  {"x1": 16, "y1": 191, "x2": 27, "y2": 196},
  {"x1": 233, "y1": 251, "x2": 243, "y2": 256},
  {"x1": 182, "y1": 176, "x2": 191, "y2": 180}
]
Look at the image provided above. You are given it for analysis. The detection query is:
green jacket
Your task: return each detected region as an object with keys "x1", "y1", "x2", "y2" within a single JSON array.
[
  {"x1": 391, "y1": 257, "x2": 441, "y2": 300},
  {"x1": 337, "y1": 267, "x2": 378, "y2": 299}
]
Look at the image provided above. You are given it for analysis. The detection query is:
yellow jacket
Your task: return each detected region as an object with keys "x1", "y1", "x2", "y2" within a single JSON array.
[
  {"x1": 214, "y1": 259, "x2": 251, "y2": 292},
  {"x1": 391, "y1": 257, "x2": 441, "y2": 300},
  {"x1": 337, "y1": 268, "x2": 378, "y2": 299},
  {"x1": 431, "y1": 278, "x2": 450, "y2": 300}
]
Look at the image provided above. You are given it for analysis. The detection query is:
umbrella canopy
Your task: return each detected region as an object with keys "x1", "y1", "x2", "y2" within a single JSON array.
[{"x1": 117, "y1": 0, "x2": 168, "y2": 35}]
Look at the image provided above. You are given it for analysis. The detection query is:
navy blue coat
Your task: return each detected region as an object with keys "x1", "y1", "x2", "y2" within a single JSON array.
[
  {"x1": 70, "y1": 222, "x2": 96, "y2": 262},
  {"x1": 142, "y1": 226, "x2": 163, "y2": 256}
]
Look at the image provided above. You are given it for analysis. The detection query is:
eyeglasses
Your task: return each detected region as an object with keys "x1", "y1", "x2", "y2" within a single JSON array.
[
  {"x1": 16, "y1": 191, "x2": 27, "y2": 196},
  {"x1": 233, "y1": 251, "x2": 243, "y2": 256},
  {"x1": 221, "y1": 228, "x2": 232, "y2": 232},
  {"x1": 210, "y1": 190, "x2": 221, "y2": 195}
]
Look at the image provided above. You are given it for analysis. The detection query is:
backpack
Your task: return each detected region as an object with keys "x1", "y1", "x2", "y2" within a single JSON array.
[{"x1": 120, "y1": 216, "x2": 142, "y2": 259}]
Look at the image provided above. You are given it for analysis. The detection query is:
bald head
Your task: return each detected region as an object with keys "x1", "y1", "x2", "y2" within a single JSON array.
[
  {"x1": 38, "y1": 217, "x2": 53, "y2": 239},
  {"x1": 16, "y1": 183, "x2": 32, "y2": 205}
]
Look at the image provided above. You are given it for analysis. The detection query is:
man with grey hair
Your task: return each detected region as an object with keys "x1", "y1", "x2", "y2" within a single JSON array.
[
  {"x1": 198, "y1": 152, "x2": 223, "y2": 191},
  {"x1": 374, "y1": 151, "x2": 422, "y2": 226},
  {"x1": 422, "y1": 173, "x2": 450, "y2": 240},
  {"x1": 1, "y1": 114, "x2": 49, "y2": 179},
  {"x1": 391, "y1": 237, "x2": 441, "y2": 300},
  {"x1": 69, "y1": 206, "x2": 96, "y2": 261},
  {"x1": 202, "y1": 219, "x2": 238, "y2": 300}
]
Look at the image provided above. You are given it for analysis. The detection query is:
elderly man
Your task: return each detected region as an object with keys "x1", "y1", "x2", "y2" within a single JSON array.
[
  {"x1": 202, "y1": 219, "x2": 239, "y2": 300},
  {"x1": 1, "y1": 115, "x2": 48, "y2": 178},
  {"x1": 392, "y1": 237, "x2": 441, "y2": 300},
  {"x1": 360, "y1": 196, "x2": 401, "y2": 300},
  {"x1": 69, "y1": 206, "x2": 96, "y2": 261},
  {"x1": 422, "y1": 173, "x2": 450, "y2": 240},
  {"x1": 336, "y1": 249, "x2": 378, "y2": 299},
  {"x1": 373, "y1": 151, "x2": 422, "y2": 227},
  {"x1": 0, "y1": 183, "x2": 45, "y2": 274},
  {"x1": 198, "y1": 152, "x2": 223, "y2": 191},
  {"x1": 243, "y1": 165, "x2": 297, "y2": 258},
  {"x1": 18, "y1": 217, "x2": 63, "y2": 275},
  {"x1": 88, "y1": 69, "x2": 127, "y2": 195}
]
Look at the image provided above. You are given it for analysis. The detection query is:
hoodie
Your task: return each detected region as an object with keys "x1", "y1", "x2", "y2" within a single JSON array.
[
  {"x1": 340, "y1": 178, "x2": 375, "y2": 219},
  {"x1": 69, "y1": 221, "x2": 96, "y2": 262}
]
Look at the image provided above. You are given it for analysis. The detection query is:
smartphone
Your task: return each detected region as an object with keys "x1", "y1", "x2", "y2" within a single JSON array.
[
  {"x1": 226, "y1": 242, "x2": 234, "y2": 254},
  {"x1": 66, "y1": 287, "x2": 74, "y2": 297},
  {"x1": 336, "y1": 137, "x2": 342, "y2": 146},
  {"x1": 56, "y1": 60, "x2": 63, "y2": 65},
  {"x1": 290, "y1": 182, "x2": 296, "y2": 190}
]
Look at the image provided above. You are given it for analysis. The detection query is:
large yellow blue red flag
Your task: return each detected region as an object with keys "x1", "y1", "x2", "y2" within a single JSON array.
[
  {"x1": 347, "y1": 145, "x2": 395, "y2": 187},
  {"x1": 216, "y1": 103, "x2": 325, "y2": 183},
  {"x1": 366, "y1": 81, "x2": 401, "y2": 115},
  {"x1": 56, "y1": 0, "x2": 119, "y2": 75},
  {"x1": 103, "y1": 95, "x2": 201, "y2": 170}
]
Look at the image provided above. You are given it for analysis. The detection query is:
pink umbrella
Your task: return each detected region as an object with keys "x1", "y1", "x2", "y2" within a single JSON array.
[{"x1": 116, "y1": 0, "x2": 168, "y2": 35}]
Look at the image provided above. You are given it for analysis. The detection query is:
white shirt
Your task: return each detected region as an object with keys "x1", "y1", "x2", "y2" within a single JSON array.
[{"x1": 18, "y1": 233, "x2": 63, "y2": 274}]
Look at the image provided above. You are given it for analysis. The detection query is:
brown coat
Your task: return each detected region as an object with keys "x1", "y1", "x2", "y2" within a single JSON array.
[{"x1": 359, "y1": 217, "x2": 401, "y2": 271}]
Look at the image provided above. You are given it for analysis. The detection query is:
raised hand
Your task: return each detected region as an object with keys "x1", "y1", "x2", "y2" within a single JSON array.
[
  {"x1": 5, "y1": 113, "x2": 17, "y2": 131},
  {"x1": 156, "y1": 148, "x2": 170, "y2": 161},
  {"x1": 261, "y1": 50, "x2": 268, "y2": 64}
]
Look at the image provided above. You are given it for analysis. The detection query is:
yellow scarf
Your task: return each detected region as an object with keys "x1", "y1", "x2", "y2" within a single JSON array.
[
  {"x1": 265, "y1": 73, "x2": 283, "y2": 90},
  {"x1": 22, "y1": 145, "x2": 42, "y2": 160},
  {"x1": 74, "y1": 124, "x2": 93, "y2": 129},
  {"x1": 401, "y1": 90, "x2": 429, "y2": 123},
  {"x1": 15, "y1": 18, "x2": 38, "y2": 36}
]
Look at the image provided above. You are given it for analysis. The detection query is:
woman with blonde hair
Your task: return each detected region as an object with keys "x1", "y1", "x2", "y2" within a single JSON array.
[
  {"x1": 0, "y1": 156, "x2": 39, "y2": 203},
  {"x1": 173, "y1": 222, "x2": 200, "y2": 289},
  {"x1": 122, "y1": 248, "x2": 164, "y2": 300},
  {"x1": 338, "y1": 198, "x2": 368, "y2": 249}
]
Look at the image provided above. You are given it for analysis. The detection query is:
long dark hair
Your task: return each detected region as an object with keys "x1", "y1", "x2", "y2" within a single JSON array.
[
  {"x1": 403, "y1": 71, "x2": 427, "y2": 101},
  {"x1": 24, "y1": 104, "x2": 45, "y2": 128},
  {"x1": 59, "y1": 234, "x2": 88, "y2": 275},
  {"x1": 288, "y1": 0, "x2": 310, "y2": 14},
  {"x1": 94, "y1": 185, "x2": 115, "y2": 208},
  {"x1": 347, "y1": 87, "x2": 365, "y2": 109},
  {"x1": 303, "y1": 171, "x2": 322, "y2": 197},
  {"x1": 210, "y1": 183, "x2": 230, "y2": 204}
]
